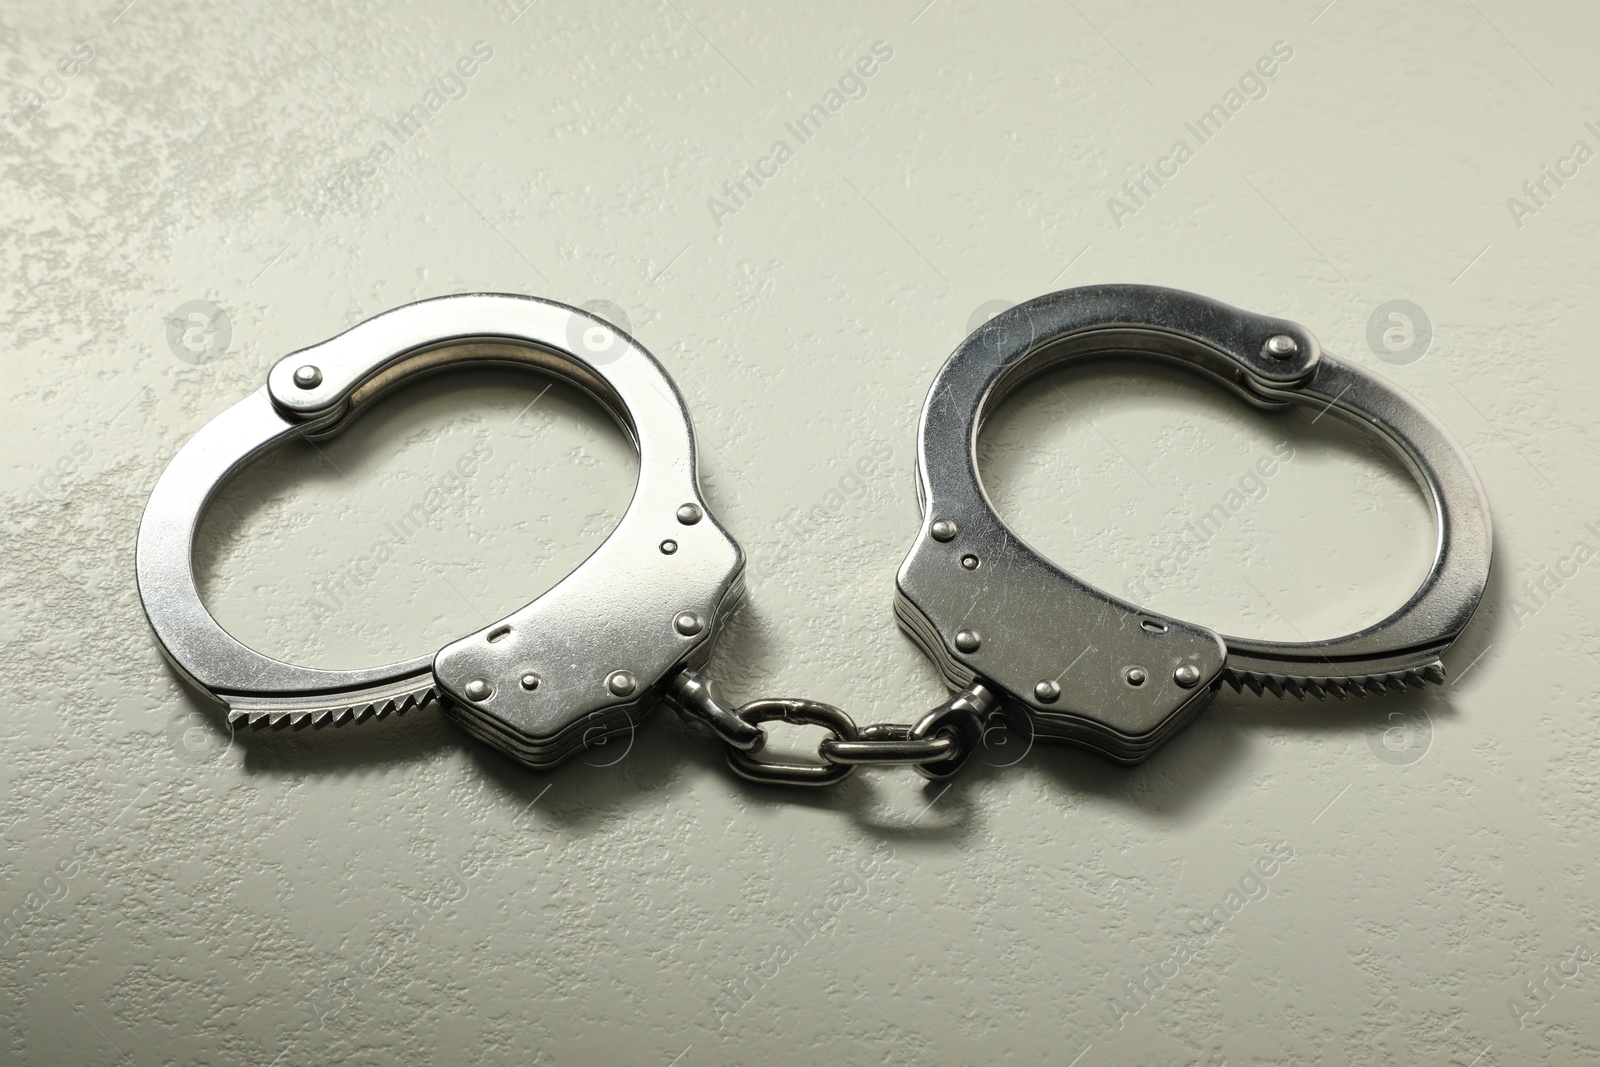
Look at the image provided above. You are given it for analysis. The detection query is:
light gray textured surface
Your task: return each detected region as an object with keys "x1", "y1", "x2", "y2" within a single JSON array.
[{"x1": 1, "y1": 0, "x2": 1593, "y2": 1063}]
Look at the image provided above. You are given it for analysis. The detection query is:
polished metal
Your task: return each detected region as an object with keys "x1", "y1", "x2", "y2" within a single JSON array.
[
  {"x1": 726, "y1": 682, "x2": 994, "y2": 781},
  {"x1": 665, "y1": 668, "x2": 765, "y2": 752},
  {"x1": 907, "y1": 683, "x2": 994, "y2": 780},
  {"x1": 897, "y1": 283, "x2": 1493, "y2": 763},
  {"x1": 818, "y1": 728, "x2": 958, "y2": 766},
  {"x1": 723, "y1": 699, "x2": 859, "y2": 787},
  {"x1": 136, "y1": 293, "x2": 744, "y2": 769},
  {"x1": 138, "y1": 284, "x2": 1493, "y2": 783}
]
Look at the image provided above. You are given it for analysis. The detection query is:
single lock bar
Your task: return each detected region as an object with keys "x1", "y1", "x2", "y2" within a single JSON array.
[{"x1": 896, "y1": 284, "x2": 1492, "y2": 763}]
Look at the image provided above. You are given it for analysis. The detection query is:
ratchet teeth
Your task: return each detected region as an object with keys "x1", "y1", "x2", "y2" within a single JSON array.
[
  {"x1": 1222, "y1": 662, "x2": 1445, "y2": 700},
  {"x1": 221, "y1": 675, "x2": 440, "y2": 730}
]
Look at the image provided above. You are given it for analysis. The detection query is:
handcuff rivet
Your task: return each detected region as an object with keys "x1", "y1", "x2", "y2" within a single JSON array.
[
  {"x1": 134, "y1": 288, "x2": 1490, "y2": 779},
  {"x1": 1264, "y1": 335, "x2": 1298, "y2": 359}
]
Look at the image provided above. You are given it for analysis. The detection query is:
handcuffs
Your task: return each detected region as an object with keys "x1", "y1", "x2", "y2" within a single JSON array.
[{"x1": 136, "y1": 286, "x2": 1492, "y2": 782}]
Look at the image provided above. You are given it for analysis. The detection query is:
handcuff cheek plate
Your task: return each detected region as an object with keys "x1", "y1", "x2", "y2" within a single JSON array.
[
  {"x1": 429, "y1": 467, "x2": 745, "y2": 765},
  {"x1": 896, "y1": 284, "x2": 1492, "y2": 763},
  {"x1": 896, "y1": 522, "x2": 1228, "y2": 759},
  {"x1": 136, "y1": 294, "x2": 743, "y2": 766}
]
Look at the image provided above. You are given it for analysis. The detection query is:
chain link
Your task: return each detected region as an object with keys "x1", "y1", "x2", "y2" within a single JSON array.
[
  {"x1": 669, "y1": 669, "x2": 998, "y2": 787},
  {"x1": 819, "y1": 725, "x2": 956, "y2": 766},
  {"x1": 724, "y1": 699, "x2": 858, "y2": 787}
]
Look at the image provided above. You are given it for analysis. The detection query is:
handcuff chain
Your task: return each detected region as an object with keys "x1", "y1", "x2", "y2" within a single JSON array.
[{"x1": 668, "y1": 668, "x2": 997, "y2": 787}]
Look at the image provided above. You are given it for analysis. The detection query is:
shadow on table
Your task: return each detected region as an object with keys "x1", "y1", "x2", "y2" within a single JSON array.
[{"x1": 179, "y1": 549, "x2": 1507, "y2": 847}]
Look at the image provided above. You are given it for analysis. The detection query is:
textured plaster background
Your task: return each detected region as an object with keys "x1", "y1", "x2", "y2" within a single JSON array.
[{"x1": 1, "y1": 0, "x2": 1596, "y2": 1064}]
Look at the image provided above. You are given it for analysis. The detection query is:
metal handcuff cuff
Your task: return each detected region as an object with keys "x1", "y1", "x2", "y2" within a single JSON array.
[{"x1": 136, "y1": 286, "x2": 1492, "y2": 783}]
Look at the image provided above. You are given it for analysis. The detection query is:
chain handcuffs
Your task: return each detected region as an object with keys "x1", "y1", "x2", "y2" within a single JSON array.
[{"x1": 136, "y1": 286, "x2": 1492, "y2": 784}]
